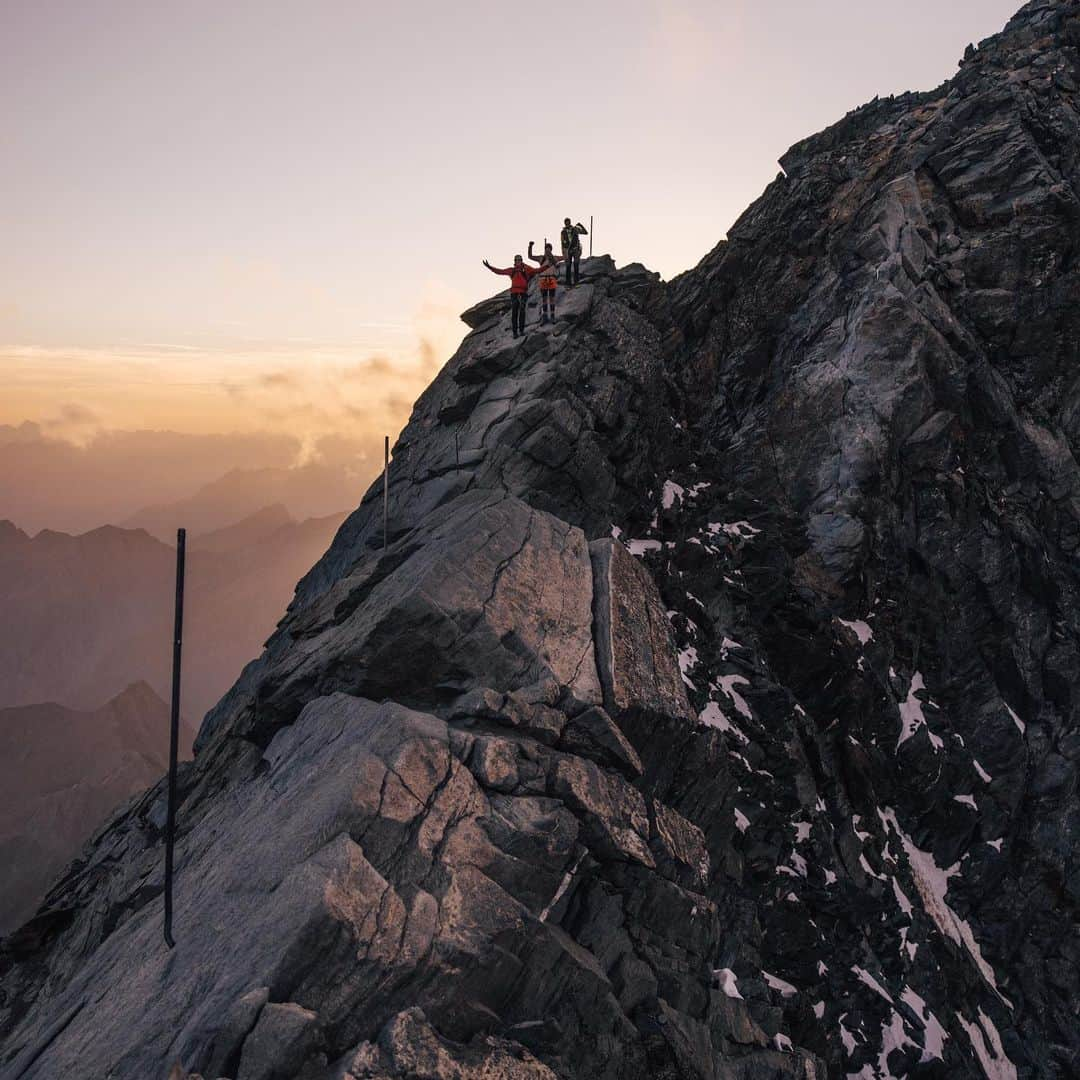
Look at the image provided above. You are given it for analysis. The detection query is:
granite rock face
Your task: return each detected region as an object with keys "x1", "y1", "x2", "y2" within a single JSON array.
[{"x1": 4, "y1": 3, "x2": 1080, "y2": 1078}]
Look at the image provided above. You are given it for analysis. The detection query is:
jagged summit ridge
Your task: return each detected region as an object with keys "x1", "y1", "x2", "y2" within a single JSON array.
[{"x1": 3, "y1": 1, "x2": 1080, "y2": 1077}]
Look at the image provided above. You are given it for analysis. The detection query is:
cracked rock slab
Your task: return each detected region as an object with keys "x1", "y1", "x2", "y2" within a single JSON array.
[
  {"x1": 589, "y1": 538, "x2": 693, "y2": 723},
  {"x1": 204, "y1": 495, "x2": 604, "y2": 744}
]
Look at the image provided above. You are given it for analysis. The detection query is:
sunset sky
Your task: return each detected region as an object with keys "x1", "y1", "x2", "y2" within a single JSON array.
[{"x1": 3, "y1": 0, "x2": 1020, "y2": 448}]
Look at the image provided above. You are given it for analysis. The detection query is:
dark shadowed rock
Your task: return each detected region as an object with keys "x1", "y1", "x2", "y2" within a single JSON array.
[
  {"x1": 236, "y1": 1002, "x2": 320, "y2": 1080},
  {"x1": 560, "y1": 705, "x2": 644, "y2": 777}
]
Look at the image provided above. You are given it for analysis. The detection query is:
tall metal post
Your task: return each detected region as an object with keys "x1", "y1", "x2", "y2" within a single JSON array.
[
  {"x1": 383, "y1": 436, "x2": 389, "y2": 551},
  {"x1": 164, "y1": 527, "x2": 185, "y2": 948},
  {"x1": 589, "y1": 215, "x2": 593, "y2": 257}
]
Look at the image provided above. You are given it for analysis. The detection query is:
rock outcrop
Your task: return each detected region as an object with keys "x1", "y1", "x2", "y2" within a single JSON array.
[{"x1": 4, "y1": 2, "x2": 1080, "y2": 1077}]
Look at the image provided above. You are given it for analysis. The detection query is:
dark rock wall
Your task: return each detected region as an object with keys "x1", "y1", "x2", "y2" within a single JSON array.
[
  {"x1": 648, "y1": 3, "x2": 1080, "y2": 1075},
  {"x1": 3, "y1": 3, "x2": 1080, "y2": 1078}
]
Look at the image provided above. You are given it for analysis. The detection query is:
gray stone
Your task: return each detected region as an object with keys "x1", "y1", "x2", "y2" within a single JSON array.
[
  {"x1": 589, "y1": 538, "x2": 692, "y2": 722},
  {"x1": 197, "y1": 986, "x2": 270, "y2": 1077},
  {"x1": 649, "y1": 799, "x2": 710, "y2": 888},
  {"x1": 469, "y1": 735, "x2": 520, "y2": 792},
  {"x1": 549, "y1": 754, "x2": 654, "y2": 868},
  {"x1": 369, "y1": 1007, "x2": 559, "y2": 1079},
  {"x1": 236, "y1": 1002, "x2": 320, "y2": 1080},
  {"x1": 202, "y1": 496, "x2": 603, "y2": 745},
  {"x1": 559, "y1": 705, "x2": 644, "y2": 777}
]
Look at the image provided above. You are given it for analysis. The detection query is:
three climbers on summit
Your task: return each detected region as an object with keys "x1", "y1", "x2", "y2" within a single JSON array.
[{"x1": 483, "y1": 217, "x2": 588, "y2": 338}]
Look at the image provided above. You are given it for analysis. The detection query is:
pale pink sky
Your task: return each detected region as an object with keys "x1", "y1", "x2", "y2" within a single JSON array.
[{"x1": 1, "y1": 0, "x2": 1021, "y2": 439}]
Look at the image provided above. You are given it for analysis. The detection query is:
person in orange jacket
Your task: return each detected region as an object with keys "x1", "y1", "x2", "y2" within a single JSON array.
[
  {"x1": 527, "y1": 239, "x2": 564, "y2": 325},
  {"x1": 482, "y1": 255, "x2": 540, "y2": 338}
]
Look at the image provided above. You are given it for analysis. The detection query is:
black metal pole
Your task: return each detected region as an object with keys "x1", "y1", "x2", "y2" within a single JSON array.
[
  {"x1": 383, "y1": 436, "x2": 389, "y2": 551},
  {"x1": 164, "y1": 527, "x2": 185, "y2": 948}
]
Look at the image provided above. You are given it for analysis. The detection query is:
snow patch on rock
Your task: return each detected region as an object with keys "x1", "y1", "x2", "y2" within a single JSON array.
[
  {"x1": 958, "y1": 1009, "x2": 1017, "y2": 1080},
  {"x1": 678, "y1": 646, "x2": 698, "y2": 688},
  {"x1": 900, "y1": 986, "x2": 948, "y2": 1063},
  {"x1": 852, "y1": 965, "x2": 894, "y2": 1004},
  {"x1": 662, "y1": 480, "x2": 685, "y2": 509},
  {"x1": 840, "y1": 618, "x2": 874, "y2": 645},
  {"x1": 708, "y1": 520, "x2": 761, "y2": 541},
  {"x1": 896, "y1": 672, "x2": 944, "y2": 751},
  {"x1": 763, "y1": 970, "x2": 798, "y2": 998},
  {"x1": 716, "y1": 674, "x2": 753, "y2": 720},
  {"x1": 891, "y1": 877, "x2": 913, "y2": 916},
  {"x1": 880, "y1": 807, "x2": 1010, "y2": 1006},
  {"x1": 714, "y1": 967, "x2": 743, "y2": 999},
  {"x1": 1005, "y1": 704, "x2": 1025, "y2": 734}
]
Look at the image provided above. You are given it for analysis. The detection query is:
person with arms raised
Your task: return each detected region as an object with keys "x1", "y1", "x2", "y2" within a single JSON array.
[
  {"x1": 527, "y1": 239, "x2": 564, "y2": 325},
  {"x1": 482, "y1": 254, "x2": 540, "y2": 338}
]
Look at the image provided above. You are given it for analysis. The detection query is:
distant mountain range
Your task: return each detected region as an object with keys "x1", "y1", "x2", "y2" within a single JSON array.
[
  {"x1": 0, "y1": 505, "x2": 348, "y2": 723},
  {"x1": 0, "y1": 501, "x2": 347, "y2": 939},
  {"x1": 121, "y1": 464, "x2": 364, "y2": 541},
  {"x1": 0, "y1": 682, "x2": 193, "y2": 935},
  {"x1": 0, "y1": 422, "x2": 373, "y2": 535}
]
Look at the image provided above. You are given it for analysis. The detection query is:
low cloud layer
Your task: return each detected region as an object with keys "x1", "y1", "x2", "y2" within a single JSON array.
[
  {"x1": 0, "y1": 425, "x2": 347, "y2": 534},
  {"x1": 0, "y1": 282, "x2": 467, "y2": 533}
]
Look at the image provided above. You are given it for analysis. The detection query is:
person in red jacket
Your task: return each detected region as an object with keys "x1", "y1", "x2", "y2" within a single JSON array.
[{"x1": 482, "y1": 255, "x2": 539, "y2": 338}]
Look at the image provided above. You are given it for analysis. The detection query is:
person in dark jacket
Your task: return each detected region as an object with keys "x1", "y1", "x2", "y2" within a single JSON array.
[
  {"x1": 527, "y1": 240, "x2": 564, "y2": 325},
  {"x1": 560, "y1": 218, "x2": 588, "y2": 286},
  {"x1": 483, "y1": 255, "x2": 540, "y2": 337}
]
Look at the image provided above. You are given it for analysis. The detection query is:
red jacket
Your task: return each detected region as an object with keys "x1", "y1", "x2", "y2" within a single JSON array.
[{"x1": 490, "y1": 263, "x2": 539, "y2": 294}]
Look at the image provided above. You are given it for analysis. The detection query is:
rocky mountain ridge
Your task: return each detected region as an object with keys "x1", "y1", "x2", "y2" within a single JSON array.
[{"x1": 2, "y1": 2, "x2": 1080, "y2": 1077}]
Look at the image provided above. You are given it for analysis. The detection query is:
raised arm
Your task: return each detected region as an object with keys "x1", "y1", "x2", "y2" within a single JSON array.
[
  {"x1": 482, "y1": 259, "x2": 512, "y2": 276},
  {"x1": 575, "y1": 222, "x2": 588, "y2": 235},
  {"x1": 527, "y1": 241, "x2": 540, "y2": 263}
]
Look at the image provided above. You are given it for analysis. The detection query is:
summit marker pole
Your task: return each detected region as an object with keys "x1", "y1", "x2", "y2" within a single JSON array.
[
  {"x1": 163, "y1": 527, "x2": 185, "y2": 948},
  {"x1": 383, "y1": 435, "x2": 389, "y2": 551},
  {"x1": 589, "y1": 216, "x2": 593, "y2": 257}
]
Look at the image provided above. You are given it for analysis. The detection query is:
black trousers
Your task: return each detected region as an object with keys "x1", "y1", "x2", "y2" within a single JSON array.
[
  {"x1": 564, "y1": 250, "x2": 581, "y2": 286},
  {"x1": 511, "y1": 292, "x2": 527, "y2": 334}
]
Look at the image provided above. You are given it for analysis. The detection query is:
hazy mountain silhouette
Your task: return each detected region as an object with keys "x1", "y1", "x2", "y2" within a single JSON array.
[
  {"x1": 0, "y1": 507, "x2": 347, "y2": 722},
  {"x1": 0, "y1": 682, "x2": 192, "y2": 935},
  {"x1": 188, "y1": 503, "x2": 293, "y2": 553},
  {"x1": 121, "y1": 463, "x2": 363, "y2": 541},
  {"x1": 0, "y1": 423, "x2": 373, "y2": 535}
]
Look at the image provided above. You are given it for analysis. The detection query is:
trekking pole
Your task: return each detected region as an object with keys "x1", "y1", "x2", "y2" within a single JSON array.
[
  {"x1": 383, "y1": 435, "x2": 389, "y2": 551},
  {"x1": 163, "y1": 527, "x2": 185, "y2": 948},
  {"x1": 589, "y1": 216, "x2": 593, "y2": 257}
]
